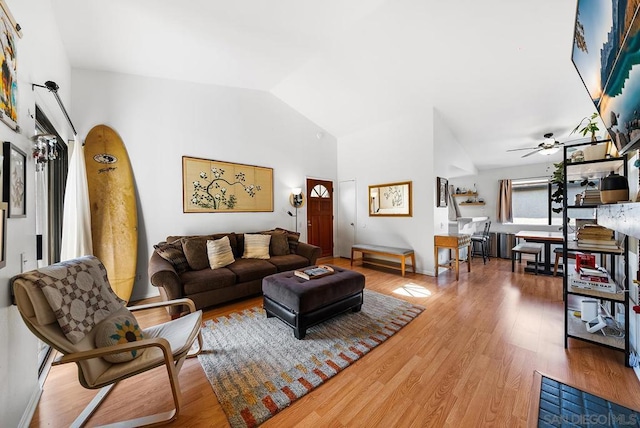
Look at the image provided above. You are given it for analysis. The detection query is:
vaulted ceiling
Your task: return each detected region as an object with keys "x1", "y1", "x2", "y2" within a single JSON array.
[{"x1": 50, "y1": 0, "x2": 597, "y2": 170}]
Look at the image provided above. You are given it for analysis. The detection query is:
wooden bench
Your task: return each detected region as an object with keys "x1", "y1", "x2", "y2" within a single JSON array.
[
  {"x1": 511, "y1": 243, "x2": 544, "y2": 275},
  {"x1": 351, "y1": 244, "x2": 415, "y2": 277}
]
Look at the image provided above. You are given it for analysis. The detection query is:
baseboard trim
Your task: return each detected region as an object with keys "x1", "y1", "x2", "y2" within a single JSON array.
[{"x1": 18, "y1": 386, "x2": 42, "y2": 428}]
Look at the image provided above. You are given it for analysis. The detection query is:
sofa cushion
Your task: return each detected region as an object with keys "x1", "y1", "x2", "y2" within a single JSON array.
[
  {"x1": 154, "y1": 240, "x2": 190, "y2": 273},
  {"x1": 227, "y1": 258, "x2": 277, "y2": 283},
  {"x1": 207, "y1": 236, "x2": 235, "y2": 269},
  {"x1": 182, "y1": 237, "x2": 210, "y2": 270},
  {"x1": 181, "y1": 268, "x2": 237, "y2": 295},
  {"x1": 268, "y1": 254, "x2": 311, "y2": 272},
  {"x1": 262, "y1": 230, "x2": 290, "y2": 256},
  {"x1": 242, "y1": 234, "x2": 271, "y2": 259},
  {"x1": 275, "y1": 227, "x2": 301, "y2": 253}
]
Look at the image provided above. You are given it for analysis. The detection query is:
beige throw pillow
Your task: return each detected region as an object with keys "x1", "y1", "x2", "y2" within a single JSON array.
[
  {"x1": 242, "y1": 234, "x2": 271, "y2": 259},
  {"x1": 207, "y1": 236, "x2": 235, "y2": 269}
]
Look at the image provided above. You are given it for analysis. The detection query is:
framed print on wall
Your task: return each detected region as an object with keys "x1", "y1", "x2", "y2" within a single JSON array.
[
  {"x1": 368, "y1": 181, "x2": 412, "y2": 217},
  {"x1": 182, "y1": 156, "x2": 273, "y2": 213},
  {"x1": 3, "y1": 141, "x2": 26, "y2": 217},
  {"x1": 437, "y1": 177, "x2": 448, "y2": 207}
]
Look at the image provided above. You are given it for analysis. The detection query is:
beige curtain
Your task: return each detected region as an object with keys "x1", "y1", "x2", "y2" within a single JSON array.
[
  {"x1": 497, "y1": 179, "x2": 513, "y2": 223},
  {"x1": 447, "y1": 184, "x2": 461, "y2": 221}
]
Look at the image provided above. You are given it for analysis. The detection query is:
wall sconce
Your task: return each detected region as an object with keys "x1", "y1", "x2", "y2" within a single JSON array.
[
  {"x1": 31, "y1": 133, "x2": 58, "y2": 171},
  {"x1": 287, "y1": 187, "x2": 304, "y2": 232}
]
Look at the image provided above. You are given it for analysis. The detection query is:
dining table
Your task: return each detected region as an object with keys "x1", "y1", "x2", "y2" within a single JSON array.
[{"x1": 514, "y1": 230, "x2": 564, "y2": 276}]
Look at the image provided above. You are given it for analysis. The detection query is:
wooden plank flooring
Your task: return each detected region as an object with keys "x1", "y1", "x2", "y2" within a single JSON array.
[{"x1": 30, "y1": 257, "x2": 640, "y2": 427}]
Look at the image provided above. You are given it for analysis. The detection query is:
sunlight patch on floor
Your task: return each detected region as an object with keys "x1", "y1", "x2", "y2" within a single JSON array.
[{"x1": 393, "y1": 283, "x2": 432, "y2": 298}]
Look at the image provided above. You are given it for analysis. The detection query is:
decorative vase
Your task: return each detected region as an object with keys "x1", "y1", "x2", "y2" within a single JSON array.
[{"x1": 599, "y1": 171, "x2": 628, "y2": 203}]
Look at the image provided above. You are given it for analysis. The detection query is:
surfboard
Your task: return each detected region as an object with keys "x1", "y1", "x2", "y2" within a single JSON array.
[{"x1": 84, "y1": 125, "x2": 138, "y2": 303}]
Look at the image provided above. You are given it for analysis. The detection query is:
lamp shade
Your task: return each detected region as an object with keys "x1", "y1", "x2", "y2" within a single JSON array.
[{"x1": 292, "y1": 187, "x2": 302, "y2": 195}]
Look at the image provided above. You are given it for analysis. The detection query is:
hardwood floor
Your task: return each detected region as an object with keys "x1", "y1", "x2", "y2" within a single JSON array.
[{"x1": 30, "y1": 257, "x2": 640, "y2": 427}]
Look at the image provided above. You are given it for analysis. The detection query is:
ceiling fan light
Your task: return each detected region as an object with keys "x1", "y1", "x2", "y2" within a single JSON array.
[{"x1": 539, "y1": 146, "x2": 560, "y2": 155}]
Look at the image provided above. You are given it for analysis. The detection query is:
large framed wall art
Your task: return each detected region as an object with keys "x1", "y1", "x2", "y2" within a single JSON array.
[
  {"x1": 3, "y1": 141, "x2": 26, "y2": 217},
  {"x1": 182, "y1": 156, "x2": 273, "y2": 213}
]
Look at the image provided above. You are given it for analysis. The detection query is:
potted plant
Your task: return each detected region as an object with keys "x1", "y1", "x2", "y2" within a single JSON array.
[
  {"x1": 550, "y1": 160, "x2": 596, "y2": 214},
  {"x1": 571, "y1": 112, "x2": 599, "y2": 142}
]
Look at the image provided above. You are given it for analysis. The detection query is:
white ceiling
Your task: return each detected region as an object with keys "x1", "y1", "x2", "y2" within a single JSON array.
[{"x1": 49, "y1": 0, "x2": 598, "y2": 170}]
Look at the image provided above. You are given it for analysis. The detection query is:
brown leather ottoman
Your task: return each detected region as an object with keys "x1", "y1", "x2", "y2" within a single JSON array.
[{"x1": 262, "y1": 265, "x2": 365, "y2": 339}]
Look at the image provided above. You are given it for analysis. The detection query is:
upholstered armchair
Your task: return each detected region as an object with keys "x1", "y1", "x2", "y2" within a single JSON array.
[{"x1": 12, "y1": 255, "x2": 203, "y2": 427}]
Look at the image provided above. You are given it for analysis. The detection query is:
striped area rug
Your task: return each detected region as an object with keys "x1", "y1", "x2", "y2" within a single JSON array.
[{"x1": 197, "y1": 289, "x2": 424, "y2": 428}]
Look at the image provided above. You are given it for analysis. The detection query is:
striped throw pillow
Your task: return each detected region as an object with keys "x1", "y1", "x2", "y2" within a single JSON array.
[
  {"x1": 207, "y1": 236, "x2": 235, "y2": 269},
  {"x1": 242, "y1": 234, "x2": 271, "y2": 259}
]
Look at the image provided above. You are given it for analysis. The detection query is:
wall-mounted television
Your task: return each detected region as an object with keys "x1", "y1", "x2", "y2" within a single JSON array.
[{"x1": 572, "y1": 0, "x2": 640, "y2": 154}]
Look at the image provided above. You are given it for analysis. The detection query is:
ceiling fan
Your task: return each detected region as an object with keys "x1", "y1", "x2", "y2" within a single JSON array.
[{"x1": 507, "y1": 133, "x2": 563, "y2": 158}]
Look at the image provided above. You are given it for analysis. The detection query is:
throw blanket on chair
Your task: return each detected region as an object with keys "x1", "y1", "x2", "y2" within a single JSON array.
[{"x1": 16, "y1": 255, "x2": 125, "y2": 343}]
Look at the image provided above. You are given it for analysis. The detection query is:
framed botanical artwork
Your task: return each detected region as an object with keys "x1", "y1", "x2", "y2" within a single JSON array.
[
  {"x1": 0, "y1": 202, "x2": 6, "y2": 268},
  {"x1": 437, "y1": 177, "x2": 448, "y2": 207},
  {"x1": 182, "y1": 156, "x2": 273, "y2": 213},
  {"x1": 3, "y1": 141, "x2": 26, "y2": 217},
  {"x1": 0, "y1": 1, "x2": 19, "y2": 131},
  {"x1": 368, "y1": 181, "x2": 412, "y2": 217}
]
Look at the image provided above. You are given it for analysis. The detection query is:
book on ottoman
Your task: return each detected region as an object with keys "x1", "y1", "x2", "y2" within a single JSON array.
[{"x1": 294, "y1": 265, "x2": 334, "y2": 280}]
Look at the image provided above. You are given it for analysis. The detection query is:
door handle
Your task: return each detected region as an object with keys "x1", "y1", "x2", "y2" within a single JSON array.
[{"x1": 350, "y1": 223, "x2": 354, "y2": 226}]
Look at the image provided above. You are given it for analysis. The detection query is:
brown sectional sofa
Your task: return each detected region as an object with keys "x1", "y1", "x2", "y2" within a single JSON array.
[{"x1": 148, "y1": 228, "x2": 321, "y2": 317}]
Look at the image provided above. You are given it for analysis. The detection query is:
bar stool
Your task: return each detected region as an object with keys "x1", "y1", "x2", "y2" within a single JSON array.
[
  {"x1": 434, "y1": 233, "x2": 472, "y2": 281},
  {"x1": 471, "y1": 221, "x2": 491, "y2": 264}
]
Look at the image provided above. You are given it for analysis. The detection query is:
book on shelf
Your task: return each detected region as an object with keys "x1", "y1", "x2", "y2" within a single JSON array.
[
  {"x1": 294, "y1": 265, "x2": 334, "y2": 280},
  {"x1": 579, "y1": 267, "x2": 608, "y2": 277},
  {"x1": 577, "y1": 224, "x2": 614, "y2": 236},
  {"x1": 576, "y1": 242, "x2": 620, "y2": 250},
  {"x1": 577, "y1": 238, "x2": 617, "y2": 245},
  {"x1": 569, "y1": 273, "x2": 618, "y2": 293}
]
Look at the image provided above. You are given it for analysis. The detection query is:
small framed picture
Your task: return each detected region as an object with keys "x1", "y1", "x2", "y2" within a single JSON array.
[
  {"x1": 437, "y1": 177, "x2": 448, "y2": 207},
  {"x1": 3, "y1": 141, "x2": 26, "y2": 217}
]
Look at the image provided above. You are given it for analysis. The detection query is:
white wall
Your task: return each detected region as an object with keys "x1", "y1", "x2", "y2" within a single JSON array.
[
  {"x1": 1, "y1": 0, "x2": 73, "y2": 425},
  {"x1": 452, "y1": 161, "x2": 559, "y2": 234},
  {"x1": 337, "y1": 112, "x2": 435, "y2": 274},
  {"x1": 71, "y1": 69, "x2": 337, "y2": 301}
]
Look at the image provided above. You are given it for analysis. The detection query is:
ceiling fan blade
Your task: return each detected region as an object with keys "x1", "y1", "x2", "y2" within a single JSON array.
[
  {"x1": 507, "y1": 147, "x2": 539, "y2": 152},
  {"x1": 521, "y1": 148, "x2": 543, "y2": 158}
]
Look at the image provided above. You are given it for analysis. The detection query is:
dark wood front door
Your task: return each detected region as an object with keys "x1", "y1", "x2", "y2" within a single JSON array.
[{"x1": 307, "y1": 178, "x2": 333, "y2": 257}]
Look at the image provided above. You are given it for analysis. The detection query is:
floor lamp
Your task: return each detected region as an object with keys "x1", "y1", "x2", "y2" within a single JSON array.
[{"x1": 287, "y1": 187, "x2": 304, "y2": 233}]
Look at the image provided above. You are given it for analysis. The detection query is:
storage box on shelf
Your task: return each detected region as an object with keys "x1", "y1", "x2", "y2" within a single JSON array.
[{"x1": 561, "y1": 140, "x2": 630, "y2": 365}]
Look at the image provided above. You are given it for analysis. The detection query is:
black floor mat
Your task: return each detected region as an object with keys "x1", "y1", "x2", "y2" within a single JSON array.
[{"x1": 538, "y1": 376, "x2": 640, "y2": 427}]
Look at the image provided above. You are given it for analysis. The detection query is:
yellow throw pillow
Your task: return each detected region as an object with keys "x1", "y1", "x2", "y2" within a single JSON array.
[
  {"x1": 242, "y1": 234, "x2": 271, "y2": 259},
  {"x1": 207, "y1": 236, "x2": 235, "y2": 269}
]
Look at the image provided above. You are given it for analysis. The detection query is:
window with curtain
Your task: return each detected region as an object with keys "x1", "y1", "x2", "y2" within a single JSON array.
[{"x1": 511, "y1": 178, "x2": 591, "y2": 225}]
